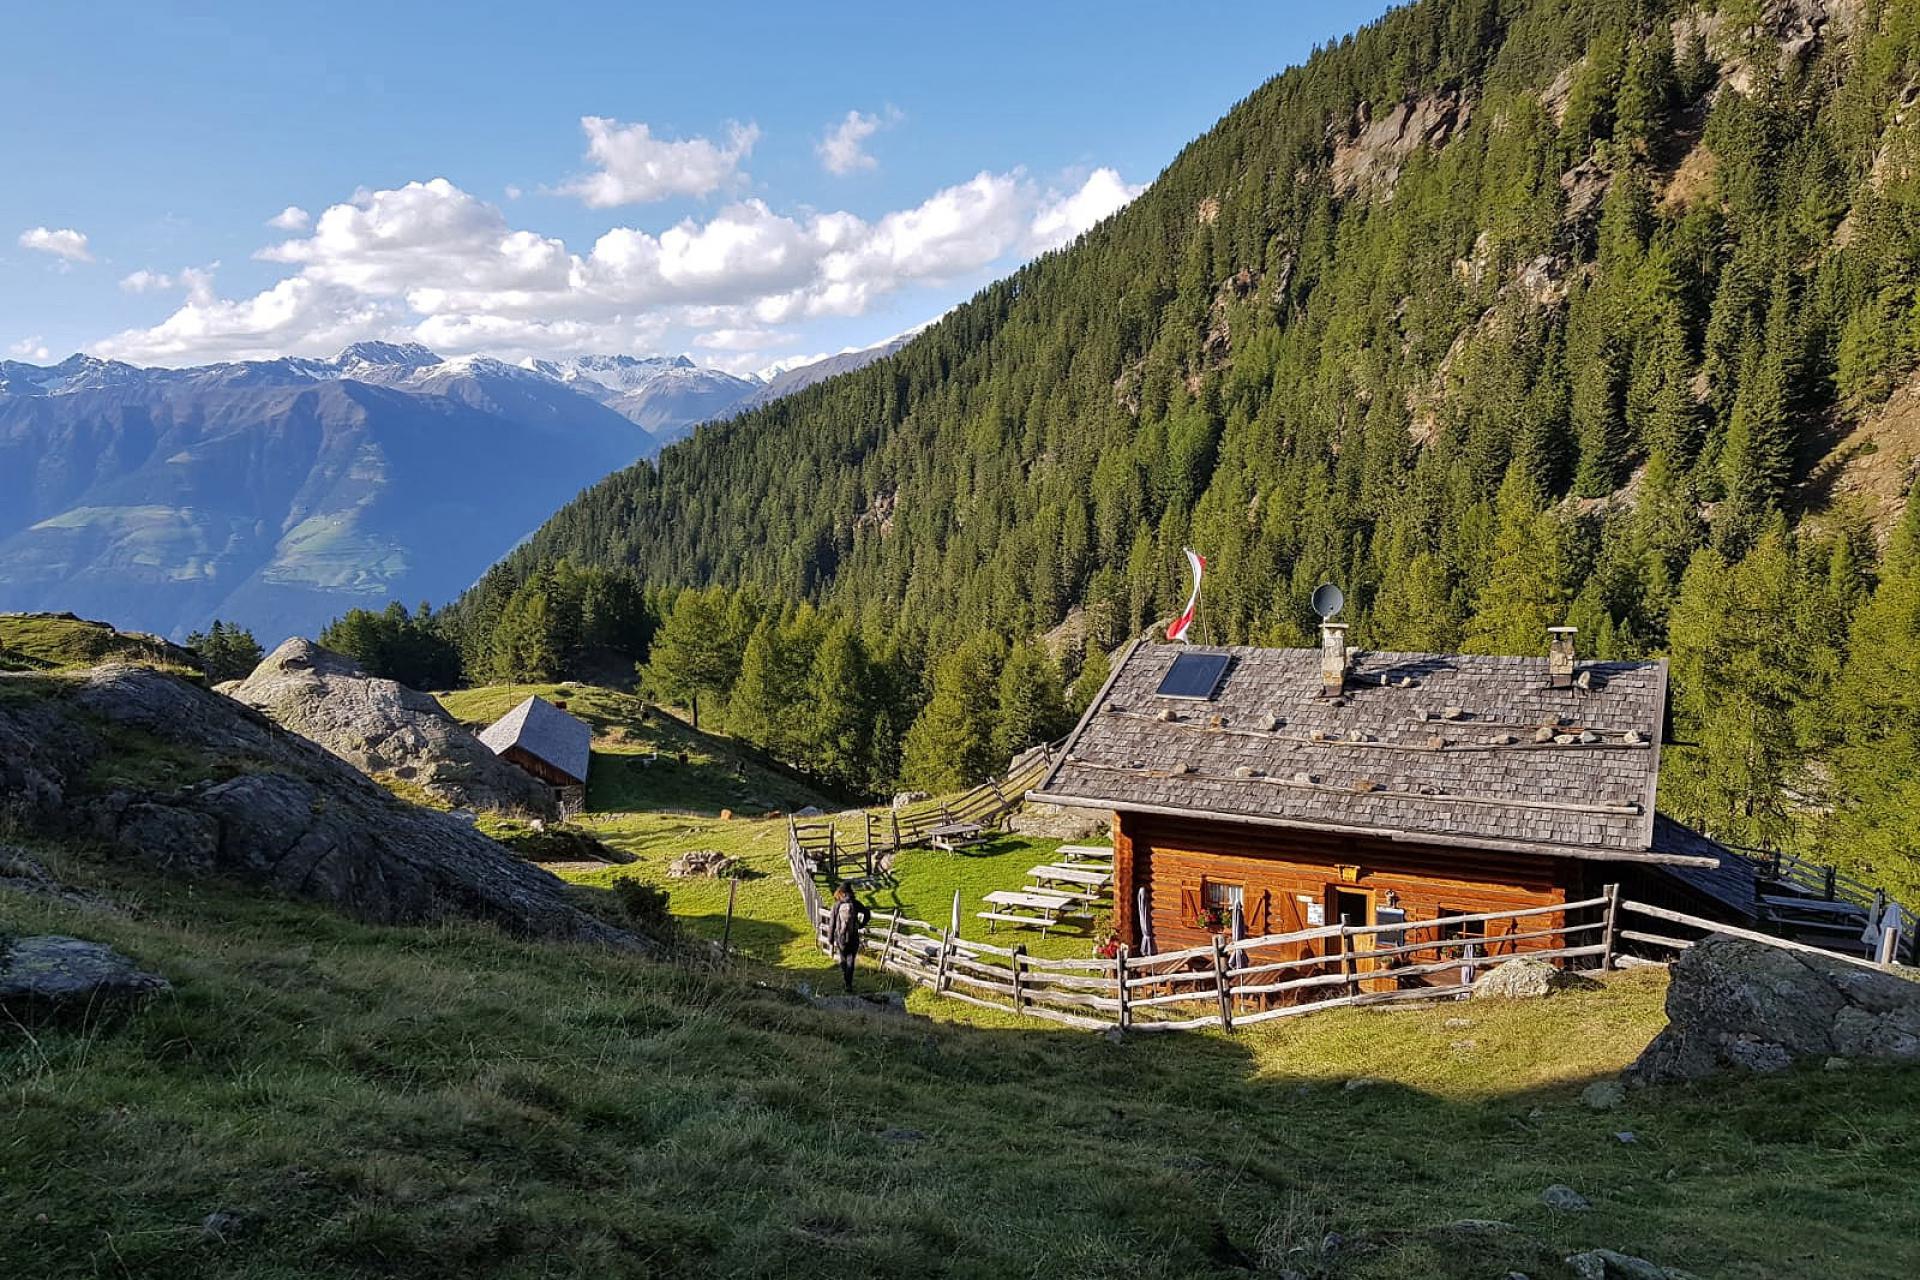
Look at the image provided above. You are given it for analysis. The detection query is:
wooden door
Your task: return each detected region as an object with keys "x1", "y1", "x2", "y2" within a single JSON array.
[{"x1": 1326, "y1": 887, "x2": 1375, "y2": 993}]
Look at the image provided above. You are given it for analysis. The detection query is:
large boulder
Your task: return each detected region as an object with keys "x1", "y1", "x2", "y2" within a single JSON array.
[
  {"x1": 0, "y1": 935, "x2": 169, "y2": 1023},
  {"x1": 1626, "y1": 935, "x2": 1920, "y2": 1084},
  {"x1": 225, "y1": 638, "x2": 554, "y2": 815},
  {"x1": 0, "y1": 663, "x2": 636, "y2": 949}
]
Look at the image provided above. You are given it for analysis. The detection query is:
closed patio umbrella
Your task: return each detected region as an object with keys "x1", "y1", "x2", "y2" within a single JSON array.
[
  {"x1": 1229, "y1": 899, "x2": 1247, "y2": 970},
  {"x1": 950, "y1": 888, "x2": 962, "y2": 938},
  {"x1": 1135, "y1": 885, "x2": 1155, "y2": 956}
]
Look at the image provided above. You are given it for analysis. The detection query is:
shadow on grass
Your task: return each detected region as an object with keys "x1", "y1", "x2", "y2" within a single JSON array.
[{"x1": 8, "y1": 845, "x2": 1920, "y2": 1280}]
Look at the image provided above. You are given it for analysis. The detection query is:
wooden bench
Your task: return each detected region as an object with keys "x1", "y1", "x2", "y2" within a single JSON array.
[
  {"x1": 1022, "y1": 883, "x2": 1101, "y2": 905},
  {"x1": 977, "y1": 910, "x2": 1065, "y2": 935}
]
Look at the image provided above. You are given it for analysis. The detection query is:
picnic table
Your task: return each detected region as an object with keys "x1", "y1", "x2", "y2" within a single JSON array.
[
  {"x1": 1028, "y1": 862, "x2": 1112, "y2": 891},
  {"x1": 978, "y1": 888, "x2": 1083, "y2": 934},
  {"x1": 927, "y1": 820, "x2": 985, "y2": 851},
  {"x1": 1055, "y1": 844, "x2": 1115, "y2": 863}
]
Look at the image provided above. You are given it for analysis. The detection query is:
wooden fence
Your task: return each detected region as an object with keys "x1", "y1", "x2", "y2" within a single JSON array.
[
  {"x1": 817, "y1": 892, "x2": 1618, "y2": 1032},
  {"x1": 787, "y1": 742, "x2": 1062, "y2": 890},
  {"x1": 1613, "y1": 898, "x2": 1912, "y2": 971}
]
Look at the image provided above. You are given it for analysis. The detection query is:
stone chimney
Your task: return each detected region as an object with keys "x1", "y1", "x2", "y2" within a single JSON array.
[
  {"x1": 1320, "y1": 622, "x2": 1349, "y2": 697},
  {"x1": 1548, "y1": 626, "x2": 1577, "y2": 689}
]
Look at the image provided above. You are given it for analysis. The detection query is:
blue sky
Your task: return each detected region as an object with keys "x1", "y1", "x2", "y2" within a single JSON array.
[{"x1": 3, "y1": 0, "x2": 1395, "y2": 376}]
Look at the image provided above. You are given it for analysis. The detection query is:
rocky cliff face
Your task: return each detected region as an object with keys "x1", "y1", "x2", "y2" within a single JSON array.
[
  {"x1": 226, "y1": 637, "x2": 555, "y2": 815},
  {"x1": 0, "y1": 664, "x2": 633, "y2": 947}
]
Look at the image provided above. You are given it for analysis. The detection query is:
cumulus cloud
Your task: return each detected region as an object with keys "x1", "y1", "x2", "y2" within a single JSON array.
[
  {"x1": 93, "y1": 277, "x2": 393, "y2": 364},
  {"x1": 120, "y1": 269, "x2": 174, "y2": 293},
  {"x1": 18, "y1": 226, "x2": 92, "y2": 263},
  {"x1": 120, "y1": 265, "x2": 220, "y2": 304},
  {"x1": 8, "y1": 335, "x2": 52, "y2": 362},
  {"x1": 267, "y1": 205, "x2": 311, "y2": 231},
  {"x1": 1030, "y1": 168, "x2": 1145, "y2": 250},
  {"x1": 693, "y1": 326, "x2": 792, "y2": 352},
  {"x1": 558, "y1": 117, "x2": 759, "y2": 207},
  {"x1": 92, "y1": 161, "x2": 1136, "y2": 365},
  {"x1": 817, "y1": 106, "x2": 901, "y2": 176}
]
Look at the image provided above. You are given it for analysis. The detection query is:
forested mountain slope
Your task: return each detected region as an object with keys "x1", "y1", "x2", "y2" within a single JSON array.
[{"x1": 460, "y1": 0, "x2": 1920, "y2": 892}]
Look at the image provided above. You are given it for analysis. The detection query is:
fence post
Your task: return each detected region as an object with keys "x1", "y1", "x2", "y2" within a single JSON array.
[
  {"x1": 881, "y1": 911, "x2": 901, "y2": 973},
  {"x1": 1824, "y1": 866, "x2": 1837, "y2": 901},
  {"x1": 1337, "y1": 924, "x2": 1356, "y2": 999},
  {"x1": 721, "y1": 875, "x2": 739, "y2": 959},
  {"x1": 1600, "y1": 883, "x2": 1621, "y2": 971},
  {"x1": 1116, "y1": 945, "x2": 1131, "y2": 1030},
  {"x1": 1011, "y1": 945, "x2": 1027, "y2": 1014},
  {"x1": 1212, "y1": 934, "x2": 1234, "y2": 1032},
  {"x1": 891, "y1": 809, "x2": 901, "y2": 854},
  {"x1": 936, "y1": 929, "x2": 955, "y2": 993}
]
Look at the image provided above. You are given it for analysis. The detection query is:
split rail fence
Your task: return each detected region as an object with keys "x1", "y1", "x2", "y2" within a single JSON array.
[{"x1": 808, "y1": 890, "x2": 1911, "y2": 1033}]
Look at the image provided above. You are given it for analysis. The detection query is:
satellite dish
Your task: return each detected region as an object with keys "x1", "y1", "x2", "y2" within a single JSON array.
[{"x1": 1311, "y1": 583, "x2": 1345, "y2": 621}]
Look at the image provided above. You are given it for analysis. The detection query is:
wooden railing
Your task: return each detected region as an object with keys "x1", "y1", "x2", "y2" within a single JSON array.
[
  {"x1": 1614, "y1": 899, "x2": 1913, "y2": 971},
  {"x1": 786, "y1": 741, "x2": 1064, "y2": 895},
  {"x1": 1725, "y1": 842, "x2": 1917, "y2": 961},
  {"x1": 821, "y1": 893, "x2": 1616, "y2": 1032}
]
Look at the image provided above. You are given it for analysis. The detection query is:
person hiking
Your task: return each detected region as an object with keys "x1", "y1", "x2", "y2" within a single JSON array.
[{"x1": 826, "y1": 882, "x2": 871, "y2": 993}]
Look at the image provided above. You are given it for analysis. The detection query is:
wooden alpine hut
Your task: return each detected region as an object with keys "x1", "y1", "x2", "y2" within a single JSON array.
[
  {"x1": 1029, "y1": 624, "x2": 1766, "y2": 965},
  {"x1": 480, "y1": 695, "x2": 592, "y2": 799}
]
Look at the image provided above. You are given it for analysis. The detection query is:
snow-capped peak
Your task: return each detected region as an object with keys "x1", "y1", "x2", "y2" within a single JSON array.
[{"x1": 334, "y1": 340, "x2": 441, "y2": 370}]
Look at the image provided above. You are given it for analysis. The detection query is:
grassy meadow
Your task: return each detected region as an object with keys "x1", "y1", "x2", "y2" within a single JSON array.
[{"x1": 6, "y1": 678, "x2": 1920, "y2": 1277}]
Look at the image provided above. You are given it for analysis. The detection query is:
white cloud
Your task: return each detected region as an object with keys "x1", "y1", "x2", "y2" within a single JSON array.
[
  {"x1": 120, "y1": 269, "x2": 174, "y2": 293},
  {"x1": 558, "y1": 117, "x2": 759, "y2": 207},
  {"x1": 1030, "y1": 168, "x2": 1144, "y2": 250},
  {"x1": 693, "y1": 326, "x2": 791, "y2": 352},
  {"x1": 8, "y1": 335, "x2": 51, "y2": 362},
  {"x1": 817, "y1": 106, "x2": 901, "y2": 176},
  {"x1": 120, "y1": 265, "x2": 220, "y2": 304},
  {"x1": 92, "y1": 160, "x2": 1137, "y2": 365},
  {"x1": 267, "y1": 205, "x2": 311, "y2": 231},
  {"x1": 18, "y1": 226, "x2": 92, "y2": 263},
  {"x1": 92, "y1": 277, "x2": 393, "y2": 364}
]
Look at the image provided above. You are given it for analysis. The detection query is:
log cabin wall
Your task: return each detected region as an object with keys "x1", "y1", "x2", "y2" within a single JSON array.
[
  {"x1": 1115, "y1": 812, "x2": 1571, "y2": 956},
  {"x1": 502, "y1": 745, "x2": 581, "y2": 790}
]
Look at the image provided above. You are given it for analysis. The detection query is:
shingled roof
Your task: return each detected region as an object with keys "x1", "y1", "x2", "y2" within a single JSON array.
[
  {"x1": 1032, "y1": 640, "x2": 1714, "y2": 866},
  {"x1": 480, "y1": 696, "x2": 591, "y2": 786}
]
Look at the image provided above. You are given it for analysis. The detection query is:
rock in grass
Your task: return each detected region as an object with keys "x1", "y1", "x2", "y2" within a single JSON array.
[
  {"x1": 1565, "y1": 1248, "x2": 1702, "y2": 1279},
  {"x1": 1625, "y1": 935, "x2": 1920, "y2": 1084},
  {"x1": 200, "y1": 1209, "x2": 245, "y2": 1241},
  {"x1": 1473, "y1": 958, "x2": 1598, "y2": 1000},
  {"x1": 1580, "y1": 1080, "x2": 1627, "y2": 1111},
  {"x1": 1539, "y1": 1184, "x2": 1591, "y2": 1212},
  {"x1": 0, "y1": 935, "x2": 169, "y2": 1022},
  {"x1": 1474, "y1": 958, "x2": 1557, "y2": 998}
]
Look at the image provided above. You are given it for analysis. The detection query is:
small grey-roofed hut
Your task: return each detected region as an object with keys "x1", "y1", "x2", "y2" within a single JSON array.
[
  {"x1": 1030, "y1": 631, "x2": 1757, "y2": 958},
  {"x1": 480, "y1": 696, "x2": 592, "y2": 790}
]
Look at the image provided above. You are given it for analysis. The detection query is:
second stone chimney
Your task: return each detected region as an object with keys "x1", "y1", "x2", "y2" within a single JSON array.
[
  {"x1": 1548, "y1": 626, "x2": 1577, "y2": 689},
  {"x1": 1320, "y1": 622, "x2": 1349, "y2": 697}
]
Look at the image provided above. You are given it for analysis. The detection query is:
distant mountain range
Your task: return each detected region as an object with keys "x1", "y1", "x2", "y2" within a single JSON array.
[{"x1": 0, "y1": 337, "x2": 902, "y2": 641}]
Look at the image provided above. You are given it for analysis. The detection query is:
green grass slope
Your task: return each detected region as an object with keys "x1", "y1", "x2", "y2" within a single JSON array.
[
  {"x1": 0, "y1": 612, "x2": 201, "y2": 678},
  {"x1": 6, "y1": 841, "x2": 1919, "y2": 1279}
]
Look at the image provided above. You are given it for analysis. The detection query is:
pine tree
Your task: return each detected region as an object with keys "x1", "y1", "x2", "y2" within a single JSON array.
[
  {"x1": 1464, "y1": 465, "x2": 1569, "y2": 655},
  {"x1": 993, "y1": 640, "x2": 1070, "y2": 762},
  {"x1": 1663, "y1": 528, "x2": 1809, "y2": 848},
  {"x1": 1825, "y1": 486, "x2": 1920, "y2": 899},
  {"x1": 491, "y1": 582, "x2": 558, "y2": 685},
  {"x1": 185, "y1": 619, "x2": 264, "y2": 683},
  {"x1": 1070, "y1": 645, "x2": 1112, "y2": 714},
  {"x1": 806, "y1": 620, "x2": 874, "y2": 792},
  {"x1": 901, "y1": 635, "x2": 1004, "y2": 792},
  {"x1": 645, "y1": 587, "x2": 743, "y2": 730}
]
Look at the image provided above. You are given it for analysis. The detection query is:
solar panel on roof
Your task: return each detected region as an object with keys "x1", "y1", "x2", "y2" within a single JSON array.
[{"x1": 1157, "y1": 650, "x2": 1231, "y2": 700}]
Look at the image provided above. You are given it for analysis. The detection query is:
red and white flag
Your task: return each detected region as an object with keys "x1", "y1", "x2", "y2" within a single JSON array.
[{"x1": 1166, "y1": 547, "x2": 1206, "y2": 642}]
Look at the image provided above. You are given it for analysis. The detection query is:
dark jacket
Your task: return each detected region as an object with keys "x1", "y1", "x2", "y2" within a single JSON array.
[{"x1": 826, "y1": 896, "x2": 871, "y2": 956}]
